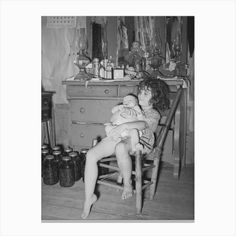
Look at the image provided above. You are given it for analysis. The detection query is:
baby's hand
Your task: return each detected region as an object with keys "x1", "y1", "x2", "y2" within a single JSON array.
[
  {"x1": 104, "y1": 123, "x2": 114, "y2": 135},
  {"x1": 111, "y1": 105, "x2": 123, "y2": 114}
]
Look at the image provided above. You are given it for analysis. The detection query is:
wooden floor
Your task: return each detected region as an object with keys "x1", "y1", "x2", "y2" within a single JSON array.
[{"x1": 42, "y1": 163, "x2": 194, "y2": 221}]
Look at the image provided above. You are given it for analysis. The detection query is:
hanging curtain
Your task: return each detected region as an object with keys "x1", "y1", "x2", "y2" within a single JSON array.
[
  {"x1": 117, "y1": 17, "x2": 129, "y2": 65},
  {"x1": 134, "y1": 16, "x2": 155, "y2": 53}
]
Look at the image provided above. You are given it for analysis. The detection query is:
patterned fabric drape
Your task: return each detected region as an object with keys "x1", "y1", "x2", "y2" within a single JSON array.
[
  {"x1": 117, "y1": 17, "x2": 129, "y2": 65},
  {"x1": 117, "y1": 17, "x2": 129, "y2": 51},
  {"x1": 134, "y1": 16, "x2": 155, "y2": 53}
]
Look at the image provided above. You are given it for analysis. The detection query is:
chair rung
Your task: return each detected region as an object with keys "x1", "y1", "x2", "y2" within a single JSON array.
[
  {"x1": 98, "y1": 172, "x2": 117, "y2": 180},
  {"x1": 97, "y1": 179, "x2": 153, "y2": 192},
  {"x1": 99, "y1": 157, "x2": 117, "y2": 162},
  {"x1": 97, "y1": 180, "x2": 123, "y2": 190},
  {"x1": 142, "y1": 164, "x2": 155, "y2": 172},
  {"x1": 99, "y1": 163, "x2": 155, "y2": 175},
  {"x1": 99, "y1": 163, "x2": 120, "y2": 171},
  {"x1": 142, "y1": 181, "x2": 153, "y2": 190}
]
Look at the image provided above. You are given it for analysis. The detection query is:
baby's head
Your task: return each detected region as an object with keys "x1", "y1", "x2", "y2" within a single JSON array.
[{"x1": 123, "y1": 95, "x2": 138, "y2": 108}]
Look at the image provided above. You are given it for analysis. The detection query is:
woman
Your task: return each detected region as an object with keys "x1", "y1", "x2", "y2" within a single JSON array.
[{"x1": 81, "y1": 78, "x2": 169, "y2": 219}]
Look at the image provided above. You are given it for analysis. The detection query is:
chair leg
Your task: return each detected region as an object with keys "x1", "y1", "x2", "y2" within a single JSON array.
[
  {"x1": 135, "y1": 151, "x2": 142, "y2": 214},
  {"x1": 173, "y1": 105, "x2": 181, "y2": 178},
  {"x1": 149, "y1": 149, "x2": 161, "y2": 200}
]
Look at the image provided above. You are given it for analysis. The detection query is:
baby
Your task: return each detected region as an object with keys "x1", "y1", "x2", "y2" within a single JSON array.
[{"x1": 105, "y1": 95, "x2": 144, "y2": 153}]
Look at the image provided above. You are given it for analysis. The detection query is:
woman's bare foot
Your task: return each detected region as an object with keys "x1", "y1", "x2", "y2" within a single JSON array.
[
  {"x1": 81, "y1": 194, "x2": 97, "y2": 219},
  {"x1": 121, "y1": 184, "x2": 133, "y2": 200}
]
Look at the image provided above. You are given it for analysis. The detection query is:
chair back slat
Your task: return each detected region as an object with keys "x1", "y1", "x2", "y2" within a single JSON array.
[{"x1": 155, "y1": 87, "x2": 183, "y2": 151}]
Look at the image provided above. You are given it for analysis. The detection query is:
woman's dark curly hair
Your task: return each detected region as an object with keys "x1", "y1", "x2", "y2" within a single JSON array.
[{"x1": 138, "y1": 77, "x2": 170, "y2": 113}]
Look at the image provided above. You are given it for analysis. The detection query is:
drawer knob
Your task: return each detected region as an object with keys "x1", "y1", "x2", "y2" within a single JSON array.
[
  {"x1": 80, "y1": 132, "x2": 85, "y2": 138},
  {"x1": 104, "y1": 89, "x2": 110, "y2": 94},
  {"x1": 80, "y1": 107, "x2": 85, "y2": 113}
]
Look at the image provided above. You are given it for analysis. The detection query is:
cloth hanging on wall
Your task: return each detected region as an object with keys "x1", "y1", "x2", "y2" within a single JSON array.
[
  {"x1": 42, "y1": 17, "x2": 79, "y2": 103},
  {"x1": 134, "y1": 16, "x2": 155, "y2": 52},
  {"x1": 117, "y1": 17, "x2": 129, "y2": 65},
  {"x1": 117, "y1": 17, "x2": 129, "y2": 50}
]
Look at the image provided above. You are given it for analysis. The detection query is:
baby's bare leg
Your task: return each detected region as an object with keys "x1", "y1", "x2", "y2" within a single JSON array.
[{"x1": 81, "y1": 137, "x2": 118, "y2": 219}]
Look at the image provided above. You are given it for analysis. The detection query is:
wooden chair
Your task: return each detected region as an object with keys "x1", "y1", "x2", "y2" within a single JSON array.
[{"x1": 97, "y1": 87, "x2": 183, "y2": 214}]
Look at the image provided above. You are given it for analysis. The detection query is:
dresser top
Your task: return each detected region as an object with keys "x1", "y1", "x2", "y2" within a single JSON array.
[{"x1": 62, "y1": 78, "x2": 185, "y2": 87}]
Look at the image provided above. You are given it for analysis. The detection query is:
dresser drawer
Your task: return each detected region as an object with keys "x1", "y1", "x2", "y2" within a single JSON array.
[
  {"x1": 67, "y1": 85, "x2": 118, "y2": 98},
  {"x1": 70, "y1": 99, "x2": 122, "y2": 123},
  {"x1": 118, "y1": 85, "x2": 138, "y2": 97},
  {"x1": 70, "y1": 124, "x2": 106, "y2": 147}
]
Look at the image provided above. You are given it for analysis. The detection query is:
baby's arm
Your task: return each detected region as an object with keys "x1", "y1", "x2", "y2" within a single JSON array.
[
  {"x1": 104, "y1": 123, "x2": 115, "y2": 136},
  {"x1": 111, "y1": 105, "x2": 124, "y2": 114}
]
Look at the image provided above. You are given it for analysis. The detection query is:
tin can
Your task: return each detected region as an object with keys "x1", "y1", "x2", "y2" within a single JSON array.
[
  {"x1": 69, "y1": 151, "x2": 81, "y2": 181},
  {"x1": 43, "y1": 155, "x2": 59, "y2": 185},
  {"x1": 59, "y1": 156, "x2": 75, "y2": 187}
]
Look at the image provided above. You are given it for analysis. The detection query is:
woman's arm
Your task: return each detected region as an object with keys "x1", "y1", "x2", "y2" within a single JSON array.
[{"x1": 108, "y1": 120, "x2": 147, "y2": 137}]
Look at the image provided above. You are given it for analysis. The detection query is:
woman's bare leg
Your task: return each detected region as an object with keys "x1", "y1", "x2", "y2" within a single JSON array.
[
  {"x1": 115, "y1": 141, "x2": 133, "y2": 200},
  {"x1": 81, "y1": 137, "x2": 117, "y2": 219}
]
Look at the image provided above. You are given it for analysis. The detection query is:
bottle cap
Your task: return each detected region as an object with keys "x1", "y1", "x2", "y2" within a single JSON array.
[
  {"x1": 62, "y1": 156, "x2": 71, "y2": 161},
  {"x1": 41, "y1": 144, "x2": 49, "y2": 149},
  {"x1": 69, "y1": 151, "x2": 78, "y2": 157},
  {"x1": 42, "y1": 149, "x2": 49, "y2": 154},
  {"x1": 45, "y1": 155, "x2": 54, "y2": 160},
  {"x1": 65, "y1": 147, "x2": 73, "y2": 153},
  {"x1": 52, "y1": 146, "x2": 60, "y2": 151},
  {"x1": 53, "y1": 150, "x2": 61, "y2": 155},
  {"x1": 80, "y1": 148, "x2": 89, "y2": 154}
]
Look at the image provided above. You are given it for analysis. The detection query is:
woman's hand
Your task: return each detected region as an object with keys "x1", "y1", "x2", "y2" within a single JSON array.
[
  {"x1": 109, "y1": 121, "x2": 147, "y2": 137},
  {"x1": 108, "y1": 123, "x2": 127, "y2": 138}
]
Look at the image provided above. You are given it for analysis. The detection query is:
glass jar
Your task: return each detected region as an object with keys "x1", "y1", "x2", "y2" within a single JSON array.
[
  {"x1": 43, "y1": 155, "x2": 59, "y2": 185},
  {"x1": 69, "y1": 151, "x2": 81, "y2": 181},
  {"x1": 42, "y1": 149, "x2": 49, "y2": 177},
  {"x1": 52, "y1": 150, "x2": 62, "y2": 166},
  {"x1": 59, "y1": 156, "x2": 75, "y2": 187}
]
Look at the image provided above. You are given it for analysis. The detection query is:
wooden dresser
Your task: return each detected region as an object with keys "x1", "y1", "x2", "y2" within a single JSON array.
[{"x1": 62, "y1": 79, "x2": 187, "y2": 164}]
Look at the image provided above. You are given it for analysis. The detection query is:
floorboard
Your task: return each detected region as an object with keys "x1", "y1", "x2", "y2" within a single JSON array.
[{"x1": 42, "y1": 163, "x2": 194, "y2": 221}]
